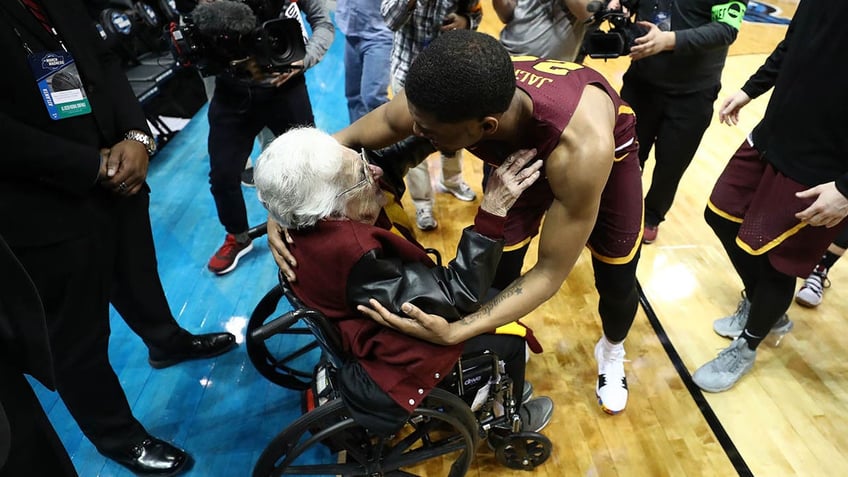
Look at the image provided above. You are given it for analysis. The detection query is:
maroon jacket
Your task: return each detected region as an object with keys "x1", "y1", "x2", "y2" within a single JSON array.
[{"x1": 289, "y1": 209, "x2": 505, "y2": 412}]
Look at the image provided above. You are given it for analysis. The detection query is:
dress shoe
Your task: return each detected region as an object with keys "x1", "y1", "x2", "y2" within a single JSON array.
[
  {"x1": 148, "y1": 332, "x2": 237, "y2": 369},
  {"x1": 100, "y1": 436, "x2": 192, "y2": 476}
]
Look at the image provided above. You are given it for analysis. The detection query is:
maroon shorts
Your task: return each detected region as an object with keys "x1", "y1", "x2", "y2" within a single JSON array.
[
  {"x1": 503, "y1": 143, "x2": 643, "y2": 265},
  {"x1": 708, "y1": 139, "x2": 847, "y2": 277}
]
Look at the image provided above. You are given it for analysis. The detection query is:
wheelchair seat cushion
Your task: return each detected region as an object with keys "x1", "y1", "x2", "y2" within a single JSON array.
[{"x1": 338, "y1": 361, "x2": 410, "y2": 437}]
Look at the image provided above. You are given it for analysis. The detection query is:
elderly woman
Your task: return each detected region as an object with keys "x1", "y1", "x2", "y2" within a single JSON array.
[{"x1": 254, "y1": 127, "x2": 551, "y2": 435}]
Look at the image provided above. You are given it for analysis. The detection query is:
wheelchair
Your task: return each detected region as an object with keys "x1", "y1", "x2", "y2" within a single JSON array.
[{"x1": 246, "y1": 274, "x2": 552, "y2": 476}]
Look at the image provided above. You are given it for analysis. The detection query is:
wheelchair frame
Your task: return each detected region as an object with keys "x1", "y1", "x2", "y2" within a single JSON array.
[{"x1": 247, "y1": 273, "x2": 552, "y2": 476}]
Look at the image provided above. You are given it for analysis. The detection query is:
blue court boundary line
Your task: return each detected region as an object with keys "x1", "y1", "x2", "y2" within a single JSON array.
[{"x1": 636, "y1": 280, "x2": 753, "y2": 477}]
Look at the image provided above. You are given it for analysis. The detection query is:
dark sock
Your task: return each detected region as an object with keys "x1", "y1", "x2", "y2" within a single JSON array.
[
  {"x1": 741, "y1": 330, "x2": 762, "y2": 350},
  {"x1": 820, "y1": 251, "x2": 841, "y2": 271}
]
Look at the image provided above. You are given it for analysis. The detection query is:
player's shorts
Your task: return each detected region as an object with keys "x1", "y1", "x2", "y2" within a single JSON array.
[
  {"x1": 502, "y1": 141, "x2": 643, "y2": 266},
  {"x1": 707, "y1": 138, "x2": 847, "y2": 277}
]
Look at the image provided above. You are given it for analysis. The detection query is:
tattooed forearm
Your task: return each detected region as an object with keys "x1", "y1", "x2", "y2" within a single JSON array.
[{"x1": 461, "y1": 276, "x2": 525, "y2": 326}]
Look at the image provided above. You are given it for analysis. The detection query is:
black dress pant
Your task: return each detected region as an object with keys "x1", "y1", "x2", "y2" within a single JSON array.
[
  {"x1": 621, "y1": 77, "x2": 719, "y2": 226},
  {"x1": 110, "y1": 190, "x2": 189, "y2": 352},
  {"x1": 208, "y1": 75, "x2": 315, "y2": 234},
  {"x1": 0, "y1": 359, "x2": 77, "y2": 477},
  {"x1": 12, "y1": 225, "x2": 148, "y2": 453}
]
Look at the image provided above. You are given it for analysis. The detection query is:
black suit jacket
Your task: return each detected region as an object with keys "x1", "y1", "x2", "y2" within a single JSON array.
[{"x1": 0, "y1": 0, "x2": 150, "y2": 247}]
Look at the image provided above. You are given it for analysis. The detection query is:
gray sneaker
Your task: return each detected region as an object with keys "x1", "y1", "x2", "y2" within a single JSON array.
[
  {"x1": 713, "y1": 293, "x2": 794, "y2": 343},
  {"x1": 692, "y1": 337, "x2": 757, "y2": 393},
  {"x1": 518, "y1": 396, "x2": 554, "y2": 433},
  {"x1": 437, "y1": 179, "x2": 477, "y2": 202},
  {"x1": 415, "y1": 207, "x2": 438, "y2": 231}
]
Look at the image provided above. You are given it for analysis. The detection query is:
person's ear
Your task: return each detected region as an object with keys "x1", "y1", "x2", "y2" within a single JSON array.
[{"x1": 481, "y1": 117, "x2": 499, "y2": 135}]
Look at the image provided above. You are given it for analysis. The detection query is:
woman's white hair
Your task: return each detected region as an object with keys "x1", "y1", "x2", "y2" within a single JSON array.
[{"x1": 254, "y1": 127, "x2": 348, "y2": 229}]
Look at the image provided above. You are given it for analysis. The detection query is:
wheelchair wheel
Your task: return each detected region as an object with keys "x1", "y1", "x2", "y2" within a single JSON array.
[
  {"x1": 493, "y1": 431, "x2": 552, "y2": 470},
  {"x1": 253, "y1": 388, "x2": 479, "y2": 477},
  {"x1": 246, "y1": 284, "x2": 320, "y2": 390}
]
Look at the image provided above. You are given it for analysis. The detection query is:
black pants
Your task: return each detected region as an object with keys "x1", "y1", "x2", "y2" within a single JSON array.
[
  {"x1": 494, "y1": 244, "x2": 639, "y2": 343},
  {"x1": 0, "y1": 359, "x2": 77, "y2": 477},
  {"x1": 110, "y1": 190, "x2": 190, "y2": 353},
  {"x1": 208, "y1": 75, "x2": 315, "y2": 234},
  {"x1": 621, "y1": 77, "x2": 719, "y2": 226},
  {"x1": 12, "y1": 229, "x2": 148, "y2": 453},
  {"x1": 705, "y1": 207, "x2": 795, "y2": 339}
]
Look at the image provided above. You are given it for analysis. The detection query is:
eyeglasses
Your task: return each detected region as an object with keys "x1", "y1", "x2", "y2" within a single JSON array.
[{"x1": 335, "y1": 149, "x2": 373, "y2": 198}]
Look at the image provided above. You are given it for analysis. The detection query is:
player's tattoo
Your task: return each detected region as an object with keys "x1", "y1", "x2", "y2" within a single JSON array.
[{"x1": 461, "y1": 276, "x2": 525, "y2": 326}]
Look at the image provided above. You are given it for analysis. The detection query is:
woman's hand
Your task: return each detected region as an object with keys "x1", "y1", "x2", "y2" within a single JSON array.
[{"x1": 480, "y1": 149, "x2": 543, "y2": 216}]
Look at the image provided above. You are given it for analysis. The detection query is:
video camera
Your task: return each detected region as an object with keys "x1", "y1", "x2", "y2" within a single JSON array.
[
  {"x1": 582, "y1": 0, "x2": 647, "y2": 59},
  {"x1": 167, "y1": 0, "x2": 306, "y2": 77}
]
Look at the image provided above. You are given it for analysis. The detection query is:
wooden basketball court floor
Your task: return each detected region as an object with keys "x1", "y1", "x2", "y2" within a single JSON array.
[{"x1": 32, "y1": 1, "x2": 848, "y2": 475}]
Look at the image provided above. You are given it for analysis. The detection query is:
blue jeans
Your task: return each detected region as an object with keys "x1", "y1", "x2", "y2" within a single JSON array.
[{"x1": 344, "y1": 34, "x2": 392, "y2": 123}]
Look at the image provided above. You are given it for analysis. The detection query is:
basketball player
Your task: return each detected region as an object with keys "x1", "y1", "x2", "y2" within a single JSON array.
[{"x1": 269, "y1": 30, "x2": 644, "y2": 414}]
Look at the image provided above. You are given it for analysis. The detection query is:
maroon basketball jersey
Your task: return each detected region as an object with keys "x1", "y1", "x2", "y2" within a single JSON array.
[{"x1": 467, "y1": 56, "x2": 640, "y2": 247}]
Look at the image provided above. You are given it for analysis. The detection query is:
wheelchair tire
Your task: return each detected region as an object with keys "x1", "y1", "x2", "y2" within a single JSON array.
[
  {"x1": 253, "y1": 388, "x2": 478, "y2": 477},
  {"x1": 246, "y1": 284, "x2": 319, "y2": 390},
  {"x1": 493, "y1": 431, "x2": 552, "y2": 470}
]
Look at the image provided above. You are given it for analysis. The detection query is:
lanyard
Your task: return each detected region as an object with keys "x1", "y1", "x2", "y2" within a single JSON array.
[{"x1": 4, "y1": 0, "x2": 68, "y2": 53}]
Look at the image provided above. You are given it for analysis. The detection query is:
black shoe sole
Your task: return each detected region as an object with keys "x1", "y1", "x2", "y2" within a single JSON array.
[{"x1": 148, "y1": 341, "x2": 238, "y2": 369}]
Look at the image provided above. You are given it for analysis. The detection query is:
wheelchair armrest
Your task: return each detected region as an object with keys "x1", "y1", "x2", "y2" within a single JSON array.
[{"x1": 250, "y1": 308, "x2": 312, "y2": 341}]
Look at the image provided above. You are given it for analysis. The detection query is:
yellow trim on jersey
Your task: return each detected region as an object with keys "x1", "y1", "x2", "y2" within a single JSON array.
[
  {"x1": 706, "y1": 199, "x2": 744, "y2": 224},
  {"x1": 503, "y1": 236, "x2": 535, "y2": 252},
  {"x1": 618, "y1": 104, "x2": 634, "y2": 116},
  {"x1": 734, "y1": 222, "x2": 808, "y2": 256}
]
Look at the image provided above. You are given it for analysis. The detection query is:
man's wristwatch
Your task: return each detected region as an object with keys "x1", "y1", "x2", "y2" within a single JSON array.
[{"x1": 125, "y1": 130, "x2": 157, "y2": 156}]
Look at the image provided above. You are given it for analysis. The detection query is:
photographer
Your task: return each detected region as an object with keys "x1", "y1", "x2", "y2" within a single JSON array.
[
  {"x1": 618, "y1": 0, "x2": 748, "y2": 243},
  {"x1": 188, "y1": 0, "x2": 334, "y2": 274},
  {"x1": 493, "y1": 0, "x2": 598, "y2": 62}
]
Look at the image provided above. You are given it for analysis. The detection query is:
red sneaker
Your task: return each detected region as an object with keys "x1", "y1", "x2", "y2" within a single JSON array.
[
  {"x1": 208, "y1": 234, "x2": 253, "y2": 275},
  {"x1": 642, "y1": 224, "x2": 658, "y2": 244}
]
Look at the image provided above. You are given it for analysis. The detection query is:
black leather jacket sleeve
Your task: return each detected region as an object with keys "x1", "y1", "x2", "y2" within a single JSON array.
[{"x1": 346, "y1": 226, "x2": 503, "y2": 322}]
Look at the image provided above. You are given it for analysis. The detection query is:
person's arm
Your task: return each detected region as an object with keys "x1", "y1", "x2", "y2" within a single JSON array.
[
  {"x1": 381, "y1": 0, "x2": 417, "y2": 31},
  {"x1": 630, "y1": 1, "x2": 747, "y2": 60},
  {"x1": 359, "y1": 86, "x2": 616, "y2": 344},
  {"x1": 334, "y1": 90, "x2": 416, "y2": 149},
  {"x1": 563, "y1": 0, "x2": 595, "y2": 23},
  {"x1": 492, "y1": 0, "x2": 516, "y2": 23},
  {"x1": 719, "y1": 20, "x2": 790, "y2": 125},
  {"x1": 298, "y1": 0, "x2": 335, "y2": 70}
]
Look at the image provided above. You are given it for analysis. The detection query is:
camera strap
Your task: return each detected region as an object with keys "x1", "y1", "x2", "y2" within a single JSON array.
[{"x1": 281, "y1": 1, "x2": 309, "y2": 45}]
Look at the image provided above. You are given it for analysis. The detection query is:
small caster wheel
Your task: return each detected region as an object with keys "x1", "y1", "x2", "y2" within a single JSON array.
[{"x1": 494, "y1": 431, "x2": 552, "y2": 470}]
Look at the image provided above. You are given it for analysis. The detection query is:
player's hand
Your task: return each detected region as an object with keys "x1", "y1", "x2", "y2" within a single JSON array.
[
  {"x1": 357, "y1": 299, "x2": 460, "y2": 345},
  {"x1": 719, "y1": 90, "x2": 752, "y2": 126},
  {"x1": 796, "y1": 182, "x2": 848, "y2": 228}
]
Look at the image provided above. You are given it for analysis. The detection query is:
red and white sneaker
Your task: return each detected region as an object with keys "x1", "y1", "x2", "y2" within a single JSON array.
[{"x1": 208, "y1": 234, "x2": 253, "y2": 275}]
